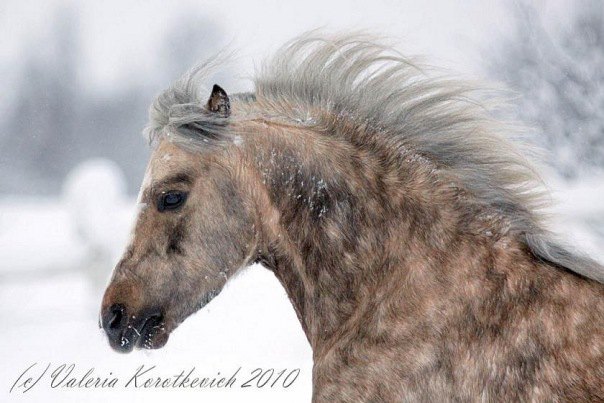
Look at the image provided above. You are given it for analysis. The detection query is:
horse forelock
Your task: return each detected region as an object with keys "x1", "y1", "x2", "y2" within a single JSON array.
[{"x1": 143, "y1": 31, "x2": 604, "y2": 283}]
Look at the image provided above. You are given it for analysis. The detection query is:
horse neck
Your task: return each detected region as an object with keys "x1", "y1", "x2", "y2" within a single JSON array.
[{"x1": 241, "y1": 121, "x2": 530, "y2": 350}]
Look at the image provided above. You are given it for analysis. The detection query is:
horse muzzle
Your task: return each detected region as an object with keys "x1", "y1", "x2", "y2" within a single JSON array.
[{"x1": 100, "y1": 303, "x2": 169, "y2": 353}]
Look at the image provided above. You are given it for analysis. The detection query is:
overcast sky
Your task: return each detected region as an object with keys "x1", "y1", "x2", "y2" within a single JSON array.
[{"x1": 0, "y1": 0, "x2": 575, "y2": 95}]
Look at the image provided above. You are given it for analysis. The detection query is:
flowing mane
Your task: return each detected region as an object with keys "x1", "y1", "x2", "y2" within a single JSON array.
[{"x1": 144, "y1": 33, "x2": 603, "y2": 283}]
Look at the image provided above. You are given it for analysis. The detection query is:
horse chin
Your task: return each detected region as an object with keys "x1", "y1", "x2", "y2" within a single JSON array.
[
  {"x1": 139, "y1": 328, "x2": 170, "y2": 350},
  {"x1": 136, "y1": 319, "x2": 170, "y2": 351}
]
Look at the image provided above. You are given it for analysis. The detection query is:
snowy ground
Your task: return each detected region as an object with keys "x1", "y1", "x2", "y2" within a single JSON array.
[{"x1": 1, "y1": 162, "x2": 602, "y2": 402}]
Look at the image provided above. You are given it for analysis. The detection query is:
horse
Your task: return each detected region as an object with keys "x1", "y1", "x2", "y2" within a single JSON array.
[{"x1": 100, "y1": 34, "x2": 604, "y2": 401}]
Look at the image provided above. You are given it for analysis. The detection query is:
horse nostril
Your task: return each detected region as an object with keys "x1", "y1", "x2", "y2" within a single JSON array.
[{"x1": 107, "y1": 304, "x2": 125, "y2": 330}]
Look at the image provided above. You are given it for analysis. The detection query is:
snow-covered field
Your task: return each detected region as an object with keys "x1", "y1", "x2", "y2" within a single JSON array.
[{"x1": 1, "y1": 161, "x2": 602, "y2": 402}]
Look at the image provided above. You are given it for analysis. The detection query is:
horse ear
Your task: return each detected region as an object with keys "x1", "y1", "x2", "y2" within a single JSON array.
[{"x1": 206, "y1": 84, "x2": 230, "y2": 118}]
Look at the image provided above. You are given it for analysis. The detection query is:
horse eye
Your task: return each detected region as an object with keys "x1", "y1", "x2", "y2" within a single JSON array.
[{"x1": 157, "y1": 191, "x2": 188, "y2": 212}]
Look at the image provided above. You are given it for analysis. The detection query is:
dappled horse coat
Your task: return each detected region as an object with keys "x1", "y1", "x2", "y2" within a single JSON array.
[{"x1": 101, "y1": 34, "x2": 604, "y2": 402}]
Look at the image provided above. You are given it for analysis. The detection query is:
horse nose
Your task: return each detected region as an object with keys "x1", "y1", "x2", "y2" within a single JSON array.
[
  {"x1": 101, "y1": 304, "x2": 127, "y2": 341},
  {"x1": 101, "y1": 303, "x2": 165, "y2": 353}
]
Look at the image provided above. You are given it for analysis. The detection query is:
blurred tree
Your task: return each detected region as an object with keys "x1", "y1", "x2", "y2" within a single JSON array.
[
  {"x1": 161, "y1": 13, "x2": 222, "y2": 81},
  {"x1": 1, "y1": 7, "x2": 80, "y2": 193},
  {"x1": 0, "y1": 7, "x2": 224, "y2": 195},
  {"x1": 489, "y1": 0, "x2": 604, "y2": 179}
]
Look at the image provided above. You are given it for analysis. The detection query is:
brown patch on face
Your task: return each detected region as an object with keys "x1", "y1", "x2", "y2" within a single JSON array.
[
  {"x1": 101, "y1": 275, "x2": 144, "y2": 313},
  {"x1": 166, "y1": 217, "x2": 187, "y2": 255}
]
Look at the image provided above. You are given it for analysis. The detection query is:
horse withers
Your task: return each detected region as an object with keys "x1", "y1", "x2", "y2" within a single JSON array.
[{"x1": 100, "y1": 34, "x2": 604, "y2": 401}]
